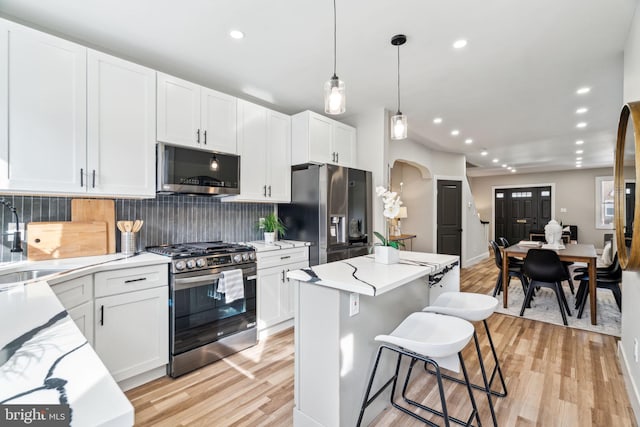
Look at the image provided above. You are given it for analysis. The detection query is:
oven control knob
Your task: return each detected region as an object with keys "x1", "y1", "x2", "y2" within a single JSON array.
[
  {"x1": 186, "y1": 259, "x2": 196, "y2": 269},
  {"x1": 242, "y1": 253, "x2": 249, "y2": 261},
  {"x1": 233, "y1": 254, "x2": 243, "y2": 263},
  {"x1": 196, "y1": 258, "x2": 206, "y2": 268},
  {"x1": 175, "y1": 261, "x2": 186, "y2": 271},
  {"x1": 249, "y1": 252, "x2": 256, "y2": 261}
]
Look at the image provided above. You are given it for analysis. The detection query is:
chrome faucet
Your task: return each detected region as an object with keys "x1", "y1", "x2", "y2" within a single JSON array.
[{"x1": 0, "y1": 199, "x2": 23, "y2": 253}]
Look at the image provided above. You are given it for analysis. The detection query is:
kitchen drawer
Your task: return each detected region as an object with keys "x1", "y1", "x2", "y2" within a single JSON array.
[
  {"x1": 94, "y1": 264, "x2": 168, "y2": 297},
  {"x1": 50, "y1": 275, "x2": 93, "y2": 310},
  {"x1": 257, "y1": 247, "x2": 309, "y2": 270}
]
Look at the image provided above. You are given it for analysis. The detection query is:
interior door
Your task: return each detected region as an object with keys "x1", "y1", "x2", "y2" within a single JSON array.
[{"x1": 437, "y1": 180, "x2": 462, "y2": 256}]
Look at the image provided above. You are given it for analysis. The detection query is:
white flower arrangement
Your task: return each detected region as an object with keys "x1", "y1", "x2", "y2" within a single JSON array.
[{"x1": 375, "y1": 186, "x2": 403, "y2": 248}]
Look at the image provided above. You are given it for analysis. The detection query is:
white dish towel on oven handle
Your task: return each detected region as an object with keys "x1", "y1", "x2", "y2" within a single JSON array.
[{"x1": 217, "y1": 269, "x2": 245, "y2": 304}]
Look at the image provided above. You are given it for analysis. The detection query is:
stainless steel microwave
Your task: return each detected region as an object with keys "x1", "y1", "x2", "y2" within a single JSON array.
[{"x1": 157, "y1": 143, "x2": 240, "y2": 196}]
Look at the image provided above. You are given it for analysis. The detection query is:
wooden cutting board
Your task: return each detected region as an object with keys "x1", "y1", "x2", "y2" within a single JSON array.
[
  {"x1": 27, "y1": 221, "x2": 108, "y2": 261},
  {"x1": 71, "y1": 199, "x2": 116, "y2": 253}
]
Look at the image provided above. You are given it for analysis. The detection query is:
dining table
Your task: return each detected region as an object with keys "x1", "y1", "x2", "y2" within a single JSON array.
[{"x1": 502, "y1": 243, "x2": 598, "y2": 325}]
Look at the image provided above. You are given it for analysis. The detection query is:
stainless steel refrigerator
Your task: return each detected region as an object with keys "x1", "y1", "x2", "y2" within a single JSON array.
[{"x1": 278, "y1": 164, "x2": 373, "y2": 266}]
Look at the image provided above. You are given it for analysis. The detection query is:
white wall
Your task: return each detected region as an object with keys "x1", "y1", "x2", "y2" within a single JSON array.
[{"x1": 621, "y1": 3, "x2": 640, "y2": 423}]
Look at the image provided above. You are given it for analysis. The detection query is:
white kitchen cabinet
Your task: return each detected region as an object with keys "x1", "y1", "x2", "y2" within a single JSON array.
[
  {"x1": 87, "y1": 50, "x2": 156, "y2": 197},
  {"x1": 229, "y1": 99, "x2": 291, "y2": 203},
  {"x1": 157, "y1": 72, "x2": 237, "y2": 154},
  {"x1": 0, "y1": 19, "x2": 87, "y2": 193},
  {"x1": 94, "y1": 286, "x2": 168, "y2": 382},
  {"x1": 256, "y1": 246, "x2": 309, "y2": 337},
  {"x1": 50, "y1": 274, "x2": 94, "y2": 346},
  {"x1": 93, "y1": 263, "x2": 168, "y2": 384},
  {"x1": 291, "y1": 110, "x2": 357, "y2": 167}
]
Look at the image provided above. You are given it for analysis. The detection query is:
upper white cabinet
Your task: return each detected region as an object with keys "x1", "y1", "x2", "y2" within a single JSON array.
[
  {"x1": 0, "y1": 19, "x2": 87, "y2": 193},
  {"x1": 87, "y1": 50, "x2": 156, "y2": 197},
  {"x1": 228, "y1": 99, "x2": 291, "y2": 203},
  {"x1": 157, "y1": 73, "x2": 237, "y2": 154},
  {"x1": 0, "y1": 19, "x2": 156, "y2": 197},
  {"x1": 291, "y1": 110, "x2": 356, "y2": 167}
]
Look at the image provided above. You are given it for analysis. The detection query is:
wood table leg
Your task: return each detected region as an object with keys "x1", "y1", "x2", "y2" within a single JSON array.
[
  {"x1": 502, "y1": 248, "x2": 509, "y2": 308},
  {"x1": 588, "y1": 257, "x2": 597, "y2": 325}
]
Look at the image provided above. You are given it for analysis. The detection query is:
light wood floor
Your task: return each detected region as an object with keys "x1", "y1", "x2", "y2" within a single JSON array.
[{"x1": 126, "y1": 257, "x2": 637, "y2": 426}]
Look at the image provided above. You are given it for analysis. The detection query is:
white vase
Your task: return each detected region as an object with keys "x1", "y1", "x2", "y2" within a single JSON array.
[
  {"x1": 375, "y1": 245, "x2": 400, "y2": 264},
  {"x1": 264, "y1": 232, "x2": 276, "y2": 246}
]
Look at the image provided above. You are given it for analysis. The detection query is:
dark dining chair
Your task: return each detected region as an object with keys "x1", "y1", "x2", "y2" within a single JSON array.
[
  {"x1": 573, "y1": 255, "x2": 622, "y2": 319},
  {"x1": 497, "y1": 236, "x2": 525, "y2": 268},
  {"x1": 520, "y1": 249, "x2": 572, "y2": 325},
  {"x1": 490, "y1": 240, "x2": 529, "y2": 297}
]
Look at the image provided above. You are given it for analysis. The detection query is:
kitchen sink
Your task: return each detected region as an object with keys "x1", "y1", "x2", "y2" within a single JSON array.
[{"x1": 0, "y1": 269, "x2": 66, "y2": 285}]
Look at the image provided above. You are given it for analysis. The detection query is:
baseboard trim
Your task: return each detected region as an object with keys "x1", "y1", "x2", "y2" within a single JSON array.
[
  {"x1": 118, "y1": 365, "x2": 167, "y2": 392},
  {"x1": 619, "y1": 341, "x2": 640, "y2": 425},
  {"x1": 464, "y1": 251, "x2": 489, "y2": 268}
]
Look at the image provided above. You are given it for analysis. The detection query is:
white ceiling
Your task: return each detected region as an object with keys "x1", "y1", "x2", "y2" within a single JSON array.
[{"x1": 0, "y1": 0, "x2": 637, "y2": 177}]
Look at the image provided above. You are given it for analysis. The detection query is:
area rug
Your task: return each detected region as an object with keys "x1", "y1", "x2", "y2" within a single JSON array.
[{"x1": 493, "y1": 284, "x2": 621, "y2": 337}]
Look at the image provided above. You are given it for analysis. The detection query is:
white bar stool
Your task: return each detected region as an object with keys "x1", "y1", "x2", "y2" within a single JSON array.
[
  {"x1": 357, "y1": 312, "x2": 482, "y2": 427},
  {"x1": 423, "y1": 292, "x2": 507, "y2": 427}
]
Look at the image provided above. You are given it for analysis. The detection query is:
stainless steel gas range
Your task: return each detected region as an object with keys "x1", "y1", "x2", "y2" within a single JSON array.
[{"x1": 147, "y1": 242, "x2": 257, "y2": 377}]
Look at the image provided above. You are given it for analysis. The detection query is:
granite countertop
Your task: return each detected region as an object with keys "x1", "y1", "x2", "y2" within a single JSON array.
[
  {"x1": 0, "y1": 280, "x2": 133, "y2": 426},
  {"x1": 287, "y1": 251, "x2": 459, "y2": 296},
  {"x1": 244, "y1": 240, "x2": 310, "y2": 252},
  {"x1": 0, "y1": 252, "x2": 170, "y2": 426}
]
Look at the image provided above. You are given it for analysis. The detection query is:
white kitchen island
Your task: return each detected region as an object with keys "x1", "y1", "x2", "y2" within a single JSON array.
[{"x1": 287, "y1": 251, "x2": 460, "y2": 427}]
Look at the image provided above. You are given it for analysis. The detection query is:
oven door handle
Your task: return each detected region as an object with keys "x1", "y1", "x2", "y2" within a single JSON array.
[
  {"x1": 247, "y1": 275, "x2": 257, "y2": 281},
  {"x1": 173, "y1": 273, "x2": 223, "y2": 290}
]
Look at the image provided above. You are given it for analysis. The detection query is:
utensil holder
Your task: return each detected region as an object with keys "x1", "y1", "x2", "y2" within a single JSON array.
[{"x1": 121, "y1": 232, "x2": 137, "y2": 256}]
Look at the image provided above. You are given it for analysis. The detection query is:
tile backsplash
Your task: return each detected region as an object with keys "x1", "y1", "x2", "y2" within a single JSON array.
[{"x1": 0, "y1": 195, "x2": 273, "y2": 263}]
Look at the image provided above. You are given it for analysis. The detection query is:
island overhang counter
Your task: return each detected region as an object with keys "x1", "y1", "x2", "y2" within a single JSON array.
[{"x1": 287, "y1": 251, "x2": 460, "y2": 427}]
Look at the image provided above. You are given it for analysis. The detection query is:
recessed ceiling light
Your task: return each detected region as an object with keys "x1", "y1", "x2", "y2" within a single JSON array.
[
  {"x1": 576, "y1": 164, "x2": 583, "y2": 168},
  {"x1": 453, "y1": 39, "x2": 468, "y2": 49},
  {"x1": 576, "y1": 157, "x2": 582, "y2": 161},
  {"x1": 576, "y1": 87, "x2": 591, "y2": 95},
  {"x1": 576, "y1": 122, "x2": 587, "y2": 128},
  {"x1": 229, "y1": 30, "x2": 245, "y2": 39},
  {"x1": 575, "y1": 140, "x2": 584, "y2": 145},
  {"x1": 481, "y1": 150, "x2": 488, "y2": 156},
  {"x1": 576, "y1": 150, "x2": 583, "y2": 154},
  {"x1": 433, "y1": 117, "x2": 443, "y2": 124},
  {"x1": 507, "y1": 166, "x2": 512, "y2": 170},
  {"x1": 464, "y1": 138, "x2": 473, "y2": 144},
  {"x1": 501, "y1": 164, "x2": 507, "y2": 168},
  {"x1": 576, "y1": 107, "x2": 588, "y2": 114},
  {"x1": 451, "y1": 129, "x2": 460, "y2": 136},
  {"x1": 492, "y1": 158, "x2": 499, "y2": 163},
  {"x1": 511, "y1": 169, "x2": 516, "y2": 173}
]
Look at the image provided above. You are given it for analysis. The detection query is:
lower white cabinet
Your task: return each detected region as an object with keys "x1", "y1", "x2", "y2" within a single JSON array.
[
  {"x1": 67, "y1": 300, "x2": 94, "y2": 345},
  {"x1": 256, "y1": 247, "x2": 309, "y2": 335},
  {"x1": 94, "y1": 286, "x2": 168, "y2": 382}
]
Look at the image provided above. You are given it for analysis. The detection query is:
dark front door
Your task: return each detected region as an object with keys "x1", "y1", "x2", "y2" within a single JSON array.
[
  {"x1": 494, "y1": 186, "x2": 551, "y2": 244},
  {"x1": 437, "y1": 180, "x2": 462, "y2": 256}
]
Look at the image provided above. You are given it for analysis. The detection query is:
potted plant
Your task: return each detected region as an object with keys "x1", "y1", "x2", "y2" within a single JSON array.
[
  {"x1": 374, "y1": 186, "x2": 404, "y2": 264},
  {"x1": 260, "y1": 213, "x2": 286, "y2": 246}
]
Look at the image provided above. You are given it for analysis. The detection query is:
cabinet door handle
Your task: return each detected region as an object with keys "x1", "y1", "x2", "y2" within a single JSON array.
[
  {"x1": 124, "y1": 277, "x2": 147, "y2": 284},
  {"x1": 332, "y1": 152, "x2": 335, "y2": 162},
  {"x1": 286, "y1": 268, "x2": 290, "y2": 282},
  {"x1": 336, "y1": 152, "x2": 339, "y2": 163},
  {"x1": 92, "y1": 170, "x2": 96, "y2": 188},
  {"x1": 196, "y1": 129, "x2": 201, "y2": 143},
  {"x1": 100, "y1": 305, "x2": 104, "y2": 326},
  {"x1": 203, "y1": 130, "x2": 207, "y2": 144},
  {"x1": 282, "y1": 270, "x2": 286, "y2": 282},
  {"x1": 80, "y1": 168, "x2": 84, "y2": 187},
  {"x1": 263, "y1": 185, "x2": 267, "y2": 197},
  {"x1": 268, "y1": 185, "x2": 272, "y2": 197},
  {"x1": 280, "y1": 255, "x2": 291, "y2": 260}
]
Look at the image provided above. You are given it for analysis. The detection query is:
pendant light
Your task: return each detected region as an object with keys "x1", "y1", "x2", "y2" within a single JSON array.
[
  {"x1": 209, "y1": 154, "x2": 219, "y2": 171},
  {"x1": 324, "y1": 0, "x2": 345, "y2": 115},
  {"x1": 391, "y1": 34, "x2": 407, "y2": 140}
]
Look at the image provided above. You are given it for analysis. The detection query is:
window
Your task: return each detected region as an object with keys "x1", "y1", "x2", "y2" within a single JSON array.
[{"x1": 595, "y1": 176, "x2": 614, "y2": 229}]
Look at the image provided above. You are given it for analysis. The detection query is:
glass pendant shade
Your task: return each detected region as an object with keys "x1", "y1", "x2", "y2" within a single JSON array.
[
  {"x1": 391, "y1": 112, "x2": 408, "y2": 140},
  {"x1": 324, "y1": 75, "x2": 346, "y2": 115}
]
